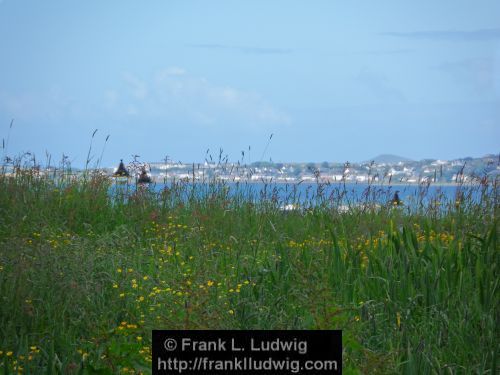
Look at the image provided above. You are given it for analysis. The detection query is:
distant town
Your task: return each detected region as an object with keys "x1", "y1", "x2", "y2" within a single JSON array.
[{"x1": 106, "y1": 154, "x2": 499, "y2": 184}]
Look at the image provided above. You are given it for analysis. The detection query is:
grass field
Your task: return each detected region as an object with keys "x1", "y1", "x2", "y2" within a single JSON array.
[{"x1": 0, "y1": 166, "x2": 498, "y2": 374}]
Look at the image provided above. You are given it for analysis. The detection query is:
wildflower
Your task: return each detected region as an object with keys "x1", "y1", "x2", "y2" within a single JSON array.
[
  {"x1": 228, "y1": 309, "x2": 234, "y2": 315},
  {"x1": 136, "y1": 336, "x2": 143, "y2": 342},
  {"x1": 117, "y1": 268, "x2": 122, "y2": 273},
  {"x1": 207, "y1": 280, "x2": 214, "y2": 287},
  {"x1": 396, "y1": 312, "x2": 401, "y2": 329},
  {"x1": 119, "y1": 293, "x2": 125, "y2": 298},
  {"x1": 113, "y1": 283, "x2": 119, "y2": 288},
  {"x1": 143, "y1": 276, "x2": 149, "y2": 281},
  {"x1": 7, "y1": 351, "x2": 13, "y2": 356}
]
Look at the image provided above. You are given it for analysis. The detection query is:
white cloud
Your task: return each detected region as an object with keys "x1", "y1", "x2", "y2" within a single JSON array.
[
  {"x1": 123, "y1": 73, "x2": 148, "y2": 99},
  {"x1": 0, "y1": 86, "x2": 81, "y2": 121},
  {"x1": 103, "y1": 90, "x2": 118, "y2": 109},
  {"x1": 112, "y1": 67, "x2": 291, "y2": 127},
  {"x1": 160, "y1": 67, "x2": 186, "y2": 76},
  {"x1": 0, "y1": 68, "x2": 291, "y2": 132}
]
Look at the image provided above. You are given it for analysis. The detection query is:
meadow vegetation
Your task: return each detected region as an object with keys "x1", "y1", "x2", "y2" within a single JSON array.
[{"x1": 0, "y1": 159, "x2": 498, "y2": 374}]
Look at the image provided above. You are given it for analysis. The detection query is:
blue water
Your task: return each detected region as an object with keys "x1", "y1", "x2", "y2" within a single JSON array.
[{"x1": 111, "y1": 181, "x2": 487, "y2": 208}]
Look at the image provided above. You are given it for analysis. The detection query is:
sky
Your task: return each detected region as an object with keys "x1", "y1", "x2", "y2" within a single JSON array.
[{"x1": 0, "y1": 0, "x2": 499, "y2": 167}]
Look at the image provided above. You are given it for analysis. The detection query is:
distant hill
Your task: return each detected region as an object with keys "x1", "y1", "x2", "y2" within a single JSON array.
[{"x1": 368, "y1": 154, "x2": 414, "y2": 164}]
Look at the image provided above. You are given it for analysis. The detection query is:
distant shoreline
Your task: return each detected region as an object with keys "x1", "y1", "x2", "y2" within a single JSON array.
[{"x1": 147, "y1": 177, "x2": 472, "y2": 187}]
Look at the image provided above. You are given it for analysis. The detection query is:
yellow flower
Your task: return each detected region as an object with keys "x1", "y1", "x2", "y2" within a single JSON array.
[
  {"x1": 143, "y1": 276, "x2": 149, "y2": 281},
  {"x1": 207, "y1": 280, "x2": 214, "y2": 287},
  {"x1": 6, "y1": 351, "x2": 13, "y2": 357},
  {"x1": 117, "y1": 268, "x2": 122, "y2": 273},
  {"x1": 396, "y1": 312, "x2": 401, "y2": 328},
  {"x1": 228, "y1": 309, "x2": 234, "y2": 315},
  {"x1": 119, "y1": 293, "x2": 125, "y2": 298},
  {"x1": 136, "y1": 336, "x2": 143, "y2": 342},
  {"x1": 113, "y1": 283, "x2": 119, "y2": 288}
]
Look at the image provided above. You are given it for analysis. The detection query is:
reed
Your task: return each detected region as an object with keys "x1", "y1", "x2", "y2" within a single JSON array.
[{"x1": 0, "y1": 150, "x2": 498, "y2": 374}]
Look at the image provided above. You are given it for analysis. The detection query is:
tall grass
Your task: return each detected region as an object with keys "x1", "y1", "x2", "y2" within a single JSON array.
[{"x1": 0, "y1": 156, "x2": 498, "y2": 374}]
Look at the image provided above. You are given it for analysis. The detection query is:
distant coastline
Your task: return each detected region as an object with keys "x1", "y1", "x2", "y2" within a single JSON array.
[{"x1": 108, "y1": 153, "x2": 498, "y2": 186}]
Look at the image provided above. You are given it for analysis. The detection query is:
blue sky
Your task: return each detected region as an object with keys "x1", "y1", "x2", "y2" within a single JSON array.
[{"x1": 0, "y1": 0, "x2": 499, "y2": 167}]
